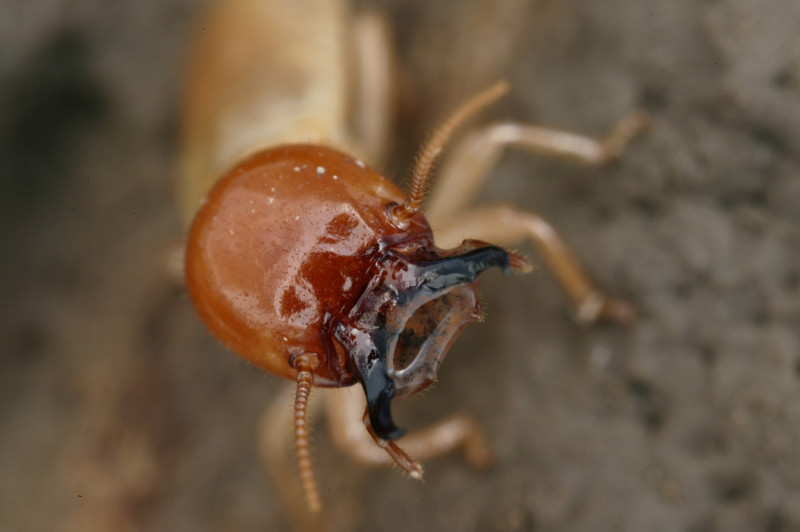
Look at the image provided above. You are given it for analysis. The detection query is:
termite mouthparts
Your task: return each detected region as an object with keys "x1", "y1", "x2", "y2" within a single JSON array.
[{"x1": 333, "y1": 239, "x2": 512, "y2": 439}]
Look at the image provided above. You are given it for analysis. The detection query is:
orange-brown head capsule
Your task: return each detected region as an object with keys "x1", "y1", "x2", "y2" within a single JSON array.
[{"x1": 185, "y1": 144, "x2": 510, "y2": 439}]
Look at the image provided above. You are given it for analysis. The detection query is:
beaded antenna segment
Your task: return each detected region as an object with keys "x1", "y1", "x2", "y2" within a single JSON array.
[
  {"x1": 390, "y1": 81, "x2": 510, "y2": 227},
  {"x1": 291, "y1": 353, "x2": 321, "y2": 512}
]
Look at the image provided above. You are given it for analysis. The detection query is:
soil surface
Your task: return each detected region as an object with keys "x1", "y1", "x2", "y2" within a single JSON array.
[{"x1": 1, "y1": 0, "x2": 799, "y2": 531}]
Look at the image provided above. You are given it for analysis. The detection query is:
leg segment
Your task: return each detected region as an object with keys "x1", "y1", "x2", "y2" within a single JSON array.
[
  {"x1": 424, "y1": 110, "x2": 647, "y2": 324},
  {"x1": 434, "y1": 205, "x2": 635, "y2": 324},
  {"x1": 425, "y1": 111, "x2": 650, "y2": 226}
]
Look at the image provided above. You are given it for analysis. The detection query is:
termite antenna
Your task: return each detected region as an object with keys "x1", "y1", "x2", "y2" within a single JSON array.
[
  {"x1": 391, "y1": 80, "x2": 510, "y2": 227},
  {"x1": 292, "y1": 353, "x2": 321, "y2": 513}
]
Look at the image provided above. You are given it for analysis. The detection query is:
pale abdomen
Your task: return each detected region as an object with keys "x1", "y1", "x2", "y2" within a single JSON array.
[{"x1": 178, "y1": 0, "x2": 352, "y2": 224}]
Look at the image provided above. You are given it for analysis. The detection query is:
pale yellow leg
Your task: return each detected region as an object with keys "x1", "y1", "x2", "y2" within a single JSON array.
[
  {"x1": 424, "y1": 110, "x2": 648, "y2": 324},
  {"x1": 435, "y1": 204, "x2": 635, "y2": 324},
  {"x1": 425, "y1": 111, "x2": 650, "y2": 226}
]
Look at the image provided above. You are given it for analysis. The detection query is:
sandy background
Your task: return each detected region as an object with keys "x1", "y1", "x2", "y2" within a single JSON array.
[{"x1": 1, "y1": 0, "x2": 799, "y2": 530}]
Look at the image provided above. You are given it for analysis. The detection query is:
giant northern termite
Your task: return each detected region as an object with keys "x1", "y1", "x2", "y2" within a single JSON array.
[{"x1": 180, "y1": 0, "x2": 648, "y2": 515}]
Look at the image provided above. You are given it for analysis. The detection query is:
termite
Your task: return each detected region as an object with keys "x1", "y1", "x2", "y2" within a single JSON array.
[{"x1": 179, "y1": 0, "x2": 648, "y2": 515}]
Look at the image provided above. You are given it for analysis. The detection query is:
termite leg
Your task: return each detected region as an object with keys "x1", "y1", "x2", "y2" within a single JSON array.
[
  {"x1": 425, "y1": 110, "x2": 649, "y2": 324},
  {"x1": 434, "y1": 204, "x2": 635, "y2": 324},
  {"x1": 425, "y1": 110, "x2": 650, "y2": 226},
  {"x1": 324, "y1": 388, "x2": 493, "y2": 474},
  {"x1": 352, "y1": 9, "x2": 394, "y2": 163}
]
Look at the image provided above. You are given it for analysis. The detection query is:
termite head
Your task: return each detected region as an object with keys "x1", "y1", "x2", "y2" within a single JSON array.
[
  {"x1": 334, "y1": 237, "x2": 512, "y2": 440},
  {"x1": 185, "y1": 143, "x2": 518, "y2": 442},
  {"x1": 185, "y1": 82, "x2": 522, "y2": 443}
]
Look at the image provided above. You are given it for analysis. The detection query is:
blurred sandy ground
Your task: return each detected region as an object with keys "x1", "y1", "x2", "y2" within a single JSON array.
[{"x1": 1, "y1": 0, "x2": 799, "y2": 530}]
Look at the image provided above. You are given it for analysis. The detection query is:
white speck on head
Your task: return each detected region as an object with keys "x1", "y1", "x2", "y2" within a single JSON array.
[
  {"x1": 267, "y1": 197, "x2": 274, "y2": 205},
  {"x1": 283, "y1": 337, "x2": 288, "y2": 342},
  {"x1": 293, "y1": 166, "x2": 301, "y2": 172},
  {"x1": 271, "y1": 187, "x2": 276, "y2": 193},
  {"x1": 250, "y1": 209, "x2": 255, "y2": 214},
  {"x1": 343, "y1": 277, "x2": 352, "y2": 291},
  {"x1": 355, "y1": 159, "x2": 365, "y2": 168},
  {"x1": 316, "y1": 166, "x2": 326, "y2": 175},
  {"x1": 295, "y1": 215, "x2": 300, "y2": 221},
  {"x1": 228, "y1": 229, "x2": 235, "y2": 235},
  {"x1": 333, "y1": 175, "x2": 338, "y2": 180}
]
